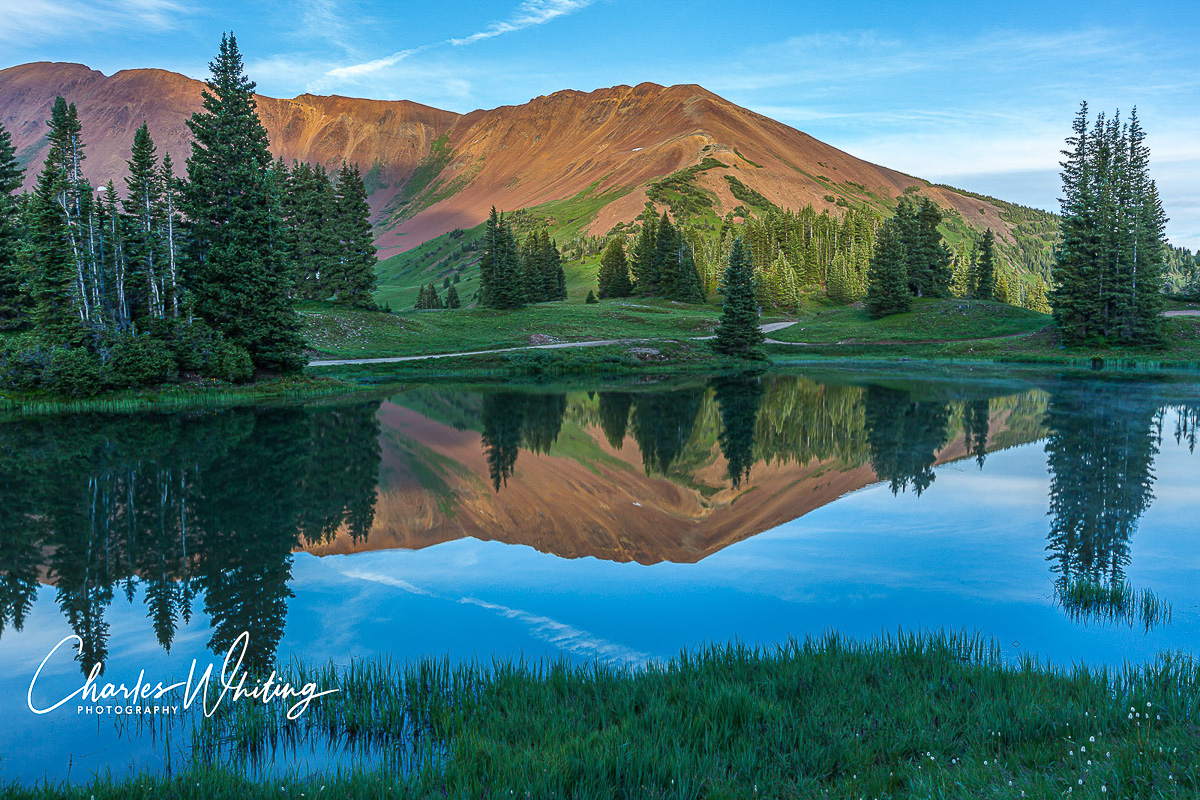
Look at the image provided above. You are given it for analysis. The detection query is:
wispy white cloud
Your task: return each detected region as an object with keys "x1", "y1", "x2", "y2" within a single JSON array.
[
  {"x1": 315, "y1": 0, "x2": 597, "y2": 86},
  {"x1": 296, "y1": 0, "x2": 355, "y2": 53},
  {"x1": 326, "y1": 47, "x2": 429, "y2": 79},
  {"x1": 448, "y1": 0, "x2": 597, "y2": 46},
  {"x1": 0, "y1": 0, "x2": 191, "y2": 44}
]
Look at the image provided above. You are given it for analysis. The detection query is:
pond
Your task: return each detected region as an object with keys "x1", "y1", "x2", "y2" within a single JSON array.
[{"x1": 1, "y1": 366, "x2": 1198, "y2": 784}]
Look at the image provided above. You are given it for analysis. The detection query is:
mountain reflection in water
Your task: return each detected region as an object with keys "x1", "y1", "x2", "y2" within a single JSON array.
[{"x1": 0, "y1": 371, "x2": 1196, "y2": 676}]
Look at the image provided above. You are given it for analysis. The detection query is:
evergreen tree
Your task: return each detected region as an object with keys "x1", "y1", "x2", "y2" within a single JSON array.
[
  {"x1": 864, "y1": 386, "x2": 951, "y2": 497},
  {"x1": 480, "y1": 207, "x2": 524, "y2": 309},
  {"x1": 630, "y1": 212, "x2": 657, "y2": 294},
  {"x1": 973, "y1": 228, "x2": 998, "y2": 301},
  {"x1": 184, "y1": 33, "x2": 303, "y2": 371},
  {"x1": 159, "y1": 153, "x2": 182, "y2": 318},
  {"x1": 0, "y1": 120, "x2": 26, "y2": 326},
  {"x1": 653, "y1": 212, "x2": 680, "y2": 298},
  {"x1": 1050, "y1": 104, "x2": 1167, "y2": 345},
  {"x1": 543, "y1": 232, "x2": 566, "y2": 300},
  {"x1": 521, "y1": 230, "x2": 546, "y2": 302},
  {"x1": 286, "y1": 162, "x2": 340, "y2": 301},
  {"x1": 597, "y1": 391, "x2": 633, "y2": 449},
  {"x1": 713, "y1": 374, "x2": 764, "y2": 489},
  {"x1": 446, "y1": 283, "x2": 461, "y2": 308},
  {"x1": 333, "y1": 163, "x2": 378, "y2": 307},
  {"x1": 897, "y1": 197, "x2": 952, "y2": 298},
  {"x1": 865, "y1": 219, "x2": 912, "y2": 318},
  {"x1": 26, "y1": 161, "x2": 84, "y2": 345},
  {"x1": 123, "y1": 123, "x2": 167, "y2": 324},
  {"x1": 597, "y1": 237, "x2": 632, "y2": 298},
  {"x1": 712, "y1": 237, "x2": 765, "y2": 359},
  {"x1": 585, "y1": 289, "x2": 597, "y2": 303},
  {"x1": 42, "y1": 97, "x2": 99, "y2": 328}
]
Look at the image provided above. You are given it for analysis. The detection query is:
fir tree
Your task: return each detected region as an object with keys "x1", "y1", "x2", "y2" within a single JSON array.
[
  {"x1": 184, "y1": 33, "x2": 304, "y2": 371},
  {"x1": 865, "y1": 219, "x2": 912, "y2": 318},
  {"x1": 446, "y1": 283, "x2": 461, "y2": 308},
  {"x1": 630, "y1": 212, "x2": 657, "y2": 294},
  {"x1": 713, "y1": 374, "x2": 763, "y2": 489},
  {"x1": 585, "y1": 289, "x2": 597, "y2": 303},
  {"x1": 1050, "y1": 103, "x2": 1168, "y2": 345},
  {"x1": 597, "y1": 391, "x2": 632, "y2": 448},
  {"x1": 543, "y1": 232, "x2": 566, "y2": 300},
  {"x1": 123, "y1": 123, "x2": 166, "y2": 324},
  {"x1": 27, "y1": 159, "x2": 84, "y2": 345},
  {"x1": 597, "y1": 237, "x2": 632, "y2": 298},
  {"x1": 0, "y1": 120, "x2": 26, "y2": 326},
  {"x1": 159, "y1": 153, "x2": 181, "y2": 318},
  {"x1": 897, "y1": 197, "x2": 952, "y2": 298},
  {"x1": 712, "y1": 237, "x2": 765, "y2": 359},
  {"x1": 653, "y1": 212, "x2": 680, "y2": 298},
  {"x1": 480, "y1": 207, "x2": 524, "y2": 309},
  {"x1": 520, "y1": 230, "x2": 546, "y2": 302},
  {"x1": 973, "y1": 228, "x2": 998, "y2": 301},
  {"x1": 42, "y1": 97, "x2": 98, "y2": 327},
  {"x1": 333, "y1": 163, "x2": 378, "y2": 308}
]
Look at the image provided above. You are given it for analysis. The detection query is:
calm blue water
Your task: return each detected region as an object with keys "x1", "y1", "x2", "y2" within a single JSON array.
[{"x1": 1, "y1": 368, "x2": 1197, "y2": 784}]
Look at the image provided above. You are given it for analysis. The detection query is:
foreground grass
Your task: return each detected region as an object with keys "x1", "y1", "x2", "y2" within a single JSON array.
[
  {"x1": 301, "y1": 299, "x2": 729, "y2": 360},
  {"x1": 770, "y1": 315, "x2": 1200, "y2": 370},
  {"x1": 9, "y1": 632, "x2": 1199, "y2": 798},
  {"x1": 0, "y1": 374, "x2": 364, "y2": 417},
  {"x1": 769, "y1": 299, "x2": 1052, "y2": 344}
]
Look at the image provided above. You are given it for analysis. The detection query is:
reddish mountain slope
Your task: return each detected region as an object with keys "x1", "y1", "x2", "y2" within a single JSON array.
[{"x1": 0, "y1": 62, "x2": 1013, "y2": 258}]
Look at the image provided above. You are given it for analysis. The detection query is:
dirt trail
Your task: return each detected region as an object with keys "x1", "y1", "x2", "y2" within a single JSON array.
[{"x1": 310, "y1": 310, "x2": 1200, "y2": 367}]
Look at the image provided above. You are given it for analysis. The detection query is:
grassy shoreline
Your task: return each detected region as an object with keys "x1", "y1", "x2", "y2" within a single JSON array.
[
  {"x1": 0, "y1": 374, "x2": 376, "y2": 417},
  {"x1": 4, "y1": 299, "x2": 1198, "y2": 415},
  {"x1": 6, "y1": 632, "x2": 1198, "y2": 798}
]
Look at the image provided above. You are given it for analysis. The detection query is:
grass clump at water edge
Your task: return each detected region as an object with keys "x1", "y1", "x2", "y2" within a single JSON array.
[
  {"x1": 1056, "y1": 577, "x2": 1174, "y2": 632},
  {"x1": 6, "y1": 630, "x2": 1200, "y2": 798}
]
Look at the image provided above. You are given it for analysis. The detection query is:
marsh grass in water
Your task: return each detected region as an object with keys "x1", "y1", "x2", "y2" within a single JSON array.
[
  {"x1": 8, "y1": 631, "x2": 1199, "y2": 798},
  {"x1": 1056, "y1": 577, "x2": 1174, "y2": 632}
]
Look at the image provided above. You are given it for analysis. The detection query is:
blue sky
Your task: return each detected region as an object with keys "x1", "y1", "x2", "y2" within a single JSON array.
[{"x1": 2, "y1": 0, "x2": 1198, "y2": 247}]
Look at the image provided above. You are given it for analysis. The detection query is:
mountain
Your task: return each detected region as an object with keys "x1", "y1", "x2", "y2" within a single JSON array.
[
  {"x1": 0, "y1": 61, "x2": 1052, "y2": 262},
  {"x1": 303, "y1": 390, "x2": 1046, "y2": 566}
]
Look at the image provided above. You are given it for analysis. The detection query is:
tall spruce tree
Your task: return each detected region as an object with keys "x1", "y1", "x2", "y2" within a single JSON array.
[
  {"x1": 1051, "y1": 103, "x2": 1168, "y2": 345},
  {"x1": 973, "y1": 228, "x2": 998, "y2": 301},
  {"x1": 896, "y1": 196, "x2": 952, "y2": 298},
  {"x1": 520, "y1": 230, "x2": 547, "y2": 302},
  {"x1": 27, "y1": 157, "x2": 84, "y2": 345},
  {"x1": 479, "y1": 207, "x2": 524, "y2": 309},
  {"x1": 597, "y1": 237, "x2": 632, "y2": 298},
  {"x1": 712, "y1": 237, "x2": 764, "y2": 359},
  {"x1": 631, "y1": 212, "x2": 657, "y2": 294},
  {"x1": 184, "y1": 33, "x2": 303, "y2": 371},
  {"x1": 123, "y1": 123, "x2": 167, "y2": 324},
  {"x1": 0, "y1": 120, "x2": 25, "y2": 326},
  {"x1": 653, "y1": 212, "x2": 680, "y2": 298},
  {"x1": 865, "y1": 219, "x2": 912, "y2": 318},
  {"x1": 42, "y1": 97, "x2": 99, "y2": 327},
  {"x1": 333, "y1": 163, "x2": 378, "y2": 307}
]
